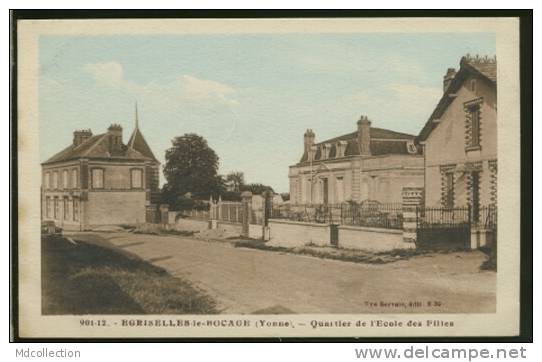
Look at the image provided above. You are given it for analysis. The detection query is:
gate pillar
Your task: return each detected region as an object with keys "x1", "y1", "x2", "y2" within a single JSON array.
[
  {"x1": 241, "y1": 191, "x2": 252, "y2": 238},
  {"x1": 402, "y1": 187, "x2": 424, "y2": 245},
  {"x1": 262, "y1": 191, "x2": 274, "y2": 241}
]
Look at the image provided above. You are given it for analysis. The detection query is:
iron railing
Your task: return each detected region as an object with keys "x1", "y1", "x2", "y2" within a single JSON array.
[
  {"x1": 271, "y1": 201, "x2": 403, "y2": 229},
  {"x1": 417, "y1": 206, "x2": 471, "y2": 228},
  {"x1": 213, "y1": 201, "x2": 244, "y2": 224},
  {"x1": 271, "y1": 203, "x2": 340, "y2": 224},
  {"x1": 474, "y1": 205, "x2": 498, "y2": 230},
  {"x1": 341, "y1": 201, "x2": 403, "y2": 229},
  {"x1": 417, "y1": 205, "x2": 497, "y2": 230}
]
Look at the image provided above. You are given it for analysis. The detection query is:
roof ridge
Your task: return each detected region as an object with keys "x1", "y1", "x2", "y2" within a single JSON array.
[
  {"x1": 315, "y1": 126, "x2": 415, "y2": 145},
  {"x1": 82, "y1": 133, "x2": 108, "y2": 157}
]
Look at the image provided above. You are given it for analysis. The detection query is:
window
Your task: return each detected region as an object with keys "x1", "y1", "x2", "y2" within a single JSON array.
[
  {"x1": 63, "y1": 197, "x2": 69, "y2": 220},
  {"x1": 54, "y1": 197, "x2": 60, "y2": 219},
  {"x1": 62, "y1": 170, "x2": 69, "y2": 189},
  {"x1": 46, "y1": 197, "x2": 51, "y2": 218},
  {"x1": 131, "y1": 169, "x2": 143, "y2": 189},
  {"x1": 444, "y1": 172, "x2": 454, "y2": 209},
  {"x1": 469, "y1": 106, "x2": 480, "y2": 147},
  {"x1": 44, "y1": 172, "x2": 50, "y2": 189},
  {"x1": 322, "y1": 178, "x2": 329, "y2": 205},
  {"x1": 336, "y1": 177, "x2": 344, "y2": 203},
  {"x1": 470, "y1": 79, "x2": 477, "y2": 92},
  {"x1": 91, "y1": 168, "x2": 104, "y2": 189},
  {"x1": 52, "y1": 171, "x2": 59, "y2": 189},
  {"x1": 71, "y1": 169, "x2": 78, "y2": 188},
  {"x1": 73, "y1": 198, "x2": 79, "y2": 221},
  {"x1": 464, "y1": 98, "x2": 483, "y2": 150}
]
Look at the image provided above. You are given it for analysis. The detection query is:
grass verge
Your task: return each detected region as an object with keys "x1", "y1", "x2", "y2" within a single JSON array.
[
  {"x1": 42, "y1": 235, "x2": 217, "y2": 314},
  {"x1": 132, "y1": 223, "x2": 195, "y2": 237},
  {"x1": 233, "y1": 239, "x2": 469, "y2": 265}
]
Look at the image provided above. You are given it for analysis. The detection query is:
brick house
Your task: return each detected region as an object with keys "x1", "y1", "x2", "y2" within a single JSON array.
[
  {"x1": 417, "y1": 55, "x2": 497, "y2": 226},
  {"x1": 41, "y1": 112, "x2": 160, "y2": 230},
  {"x1": 289, "y1": 116, "x2": 424, "y2": 205}
]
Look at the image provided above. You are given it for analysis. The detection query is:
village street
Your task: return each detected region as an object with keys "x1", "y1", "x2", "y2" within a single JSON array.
[{"x1": 67, "y1": 231, "x2": 496, "y2": 315}]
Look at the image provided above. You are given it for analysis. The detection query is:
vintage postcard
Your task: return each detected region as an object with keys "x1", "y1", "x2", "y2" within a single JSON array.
[{"x1": 15, "y1": 16, "x2": 523, "y2": 339}]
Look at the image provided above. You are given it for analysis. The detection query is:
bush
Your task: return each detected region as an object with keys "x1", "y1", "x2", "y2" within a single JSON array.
[{"x1": 174, "y1": 197, "x2": 209, "y2": 211}]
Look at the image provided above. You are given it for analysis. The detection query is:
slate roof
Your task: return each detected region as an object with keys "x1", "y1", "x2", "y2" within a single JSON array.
[
  {"x1": 417, "y1": 55, "x2": 497, "y2": 142},
  {"x1": 42, "y1": 127, "x2": 158, "y2": 165},
  {"x1": 298, "y1": 126, "x2": 420, "y2": 164},
  {"x1": 127, "y1": 126, "x2": 159, "y2": 162}
]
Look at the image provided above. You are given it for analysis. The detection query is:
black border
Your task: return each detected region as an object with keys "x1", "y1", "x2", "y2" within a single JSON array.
[{"x1": 10, "y1": 9, "x2": 533, "y2": 343}]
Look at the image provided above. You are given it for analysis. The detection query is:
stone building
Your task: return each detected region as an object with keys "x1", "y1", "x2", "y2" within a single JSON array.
[
  {"x1": 288, "y1": 116, "x2": 424, "y2": 205},
  {"x1": 417, "y1": 55, "x2": 497, "y2": 216},
  {"x1": 41, "y1": 109, "x2": 160, "y2": 230}
]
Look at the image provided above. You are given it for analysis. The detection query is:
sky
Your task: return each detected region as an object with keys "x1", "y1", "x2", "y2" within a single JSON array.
[{"x1": 39, "y1": 33, "x2": 495, "y2": 192}]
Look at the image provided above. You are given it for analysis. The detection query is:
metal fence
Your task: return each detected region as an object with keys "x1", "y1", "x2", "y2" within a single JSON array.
[
  {"x1": 271, "y1": 203, "x2": 339, "y2": 224},
  {"x1": 474, "y1": 205, "x2": 498, "y2": 230},
  {"x1": 211, "y1": 201, "x2": 244, "y2": 224},
  {"x1": 341, "y1": 201, "x2": 403, "y2": 229},
  {"x1": 271, "y1": 201, "x2": 403, "y2": 229},
  {"x1": 417, "y1": 206, "x2": 471, "y2": 228},
  {"x1": 417, "y1": 205, "x2": 497, "y2": 230},
  {"x1": 180, "y1": 208, "x2": 211, "y2": 220}
]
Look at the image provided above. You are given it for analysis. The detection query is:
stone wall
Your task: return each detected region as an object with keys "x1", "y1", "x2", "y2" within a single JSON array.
[
  {"x1": 175, "y1": 217, "x2": 210, "y2": 232},
  {"x1": 216, "y1": 221, "x2": 242, "y2": 236},
  {"x1": 248, "y1": 223, "x2": 263, "y2": 239},
  {"x1": 86, "y1": 190, "x2": 146, "y2": 226},
  {"x1": 337, "y1": 225, "x2": 409, "y2": 251},
  {"x1": 267, "y1": 219, "x2": 331, "y2": 247}
]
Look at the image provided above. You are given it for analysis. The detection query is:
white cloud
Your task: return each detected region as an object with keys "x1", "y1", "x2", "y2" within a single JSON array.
[
  {"x1": 83, "y1": 61, "x2": 239, "y2": 107},
  {"x1": 83, "y1": 62, "x2": 125, "y2": 87},
  {"x1": 177, "y1": 75, "x2": 236, "y2": 103}
]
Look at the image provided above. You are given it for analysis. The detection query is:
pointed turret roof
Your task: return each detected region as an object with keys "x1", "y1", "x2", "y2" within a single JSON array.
[{"x1": 127, "y1": 102, "x2": 159, "y2": 163}]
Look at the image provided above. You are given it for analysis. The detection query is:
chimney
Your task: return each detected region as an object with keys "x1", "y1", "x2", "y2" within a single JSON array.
[
  {"x1": 107, "y1": 124, "x2": 123, "y2": 153},
  {"x1": 73, "y1": 129, "x2": 93, "y2": 146},
  {"x1": 443, "y1": 67, "x2": 456, "y2": 93},
  {"x1": 357, "y1": 115, "x2": 371, "y2": 156},
  {"x1": 304, "y1": 129, "x2": 315, "y2": 160}
]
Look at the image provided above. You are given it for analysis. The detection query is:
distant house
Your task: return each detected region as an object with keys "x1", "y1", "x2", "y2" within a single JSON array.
[
  {"x1": 418, "y1": 55, "x2": 497, "y2": 217},
  {"x1": 251, "y1": 193, "x2": 284, "y2": 210},
  {"x1": 41, "y1": 109, "x2": 160, "y2": 230},
  {"x1": 289, "y1": 116, "x2": 424, "y2": 204}
]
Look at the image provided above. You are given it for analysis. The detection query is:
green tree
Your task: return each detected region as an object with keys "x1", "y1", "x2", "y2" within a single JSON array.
[
  {"x1": 162, "y1": 134, "x2": 222, "y2": 207},
  {"x1": 225, "y1": 171, "x2": 245, "y2": 192},
  {"x1": 239, "y1": 183, "x2": 274, "y2": 195}
]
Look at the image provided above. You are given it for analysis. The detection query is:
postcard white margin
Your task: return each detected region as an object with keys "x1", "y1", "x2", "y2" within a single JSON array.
[{"x1": 17, "y1": 17, "x2": 521, "y2": 338}]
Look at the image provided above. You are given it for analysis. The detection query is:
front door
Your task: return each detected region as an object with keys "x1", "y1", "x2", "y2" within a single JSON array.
[{"x1": 322, "y1": 178, "x2": 329, "y2": 205}]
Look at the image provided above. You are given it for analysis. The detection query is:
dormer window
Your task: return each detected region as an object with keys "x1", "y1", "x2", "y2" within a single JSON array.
[
  {"x1": 308, "y1": 145, "x2": 317, "y2": 162},
  {"x1": 322, "y1": 143, "x2": 332, "y2": 159},
  {"x1": 337, "y1": 140, "x2": 348, "y2": 157}
]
